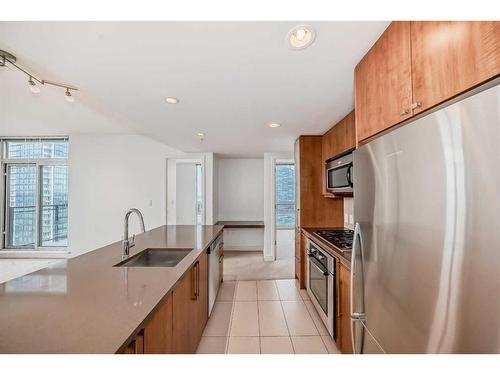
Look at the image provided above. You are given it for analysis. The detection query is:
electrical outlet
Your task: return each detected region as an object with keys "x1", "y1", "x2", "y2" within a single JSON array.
[
  {"x1": 344, "y1": 214, "x2": 349, "y2": 223},
  {"x1": 349, "y1": 214, "x2": 354, "y2": 225}
]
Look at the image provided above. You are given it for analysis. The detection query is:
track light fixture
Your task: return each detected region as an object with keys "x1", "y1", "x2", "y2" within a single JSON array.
[{"x1": 1, "y1": 48, "x2": 78, "y2": 101}]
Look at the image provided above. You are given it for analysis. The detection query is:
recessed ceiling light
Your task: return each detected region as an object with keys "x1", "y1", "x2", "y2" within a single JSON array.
[
  {"x1": 197, "y1": 132, "x2": 205, "y2": 137},
  {"x1": 268, "y1": 123, "x2": 281, "y2": 128},
  {"x1": 287, "y1": 25, "x2": 315, "y2": 49},
  {"x1": 165, "y1": 97, "x2": 179, "y2": 104}
]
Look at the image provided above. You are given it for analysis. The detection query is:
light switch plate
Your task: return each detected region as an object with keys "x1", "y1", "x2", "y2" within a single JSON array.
[
  {"x1": 344, "y1": 214, "x2": 349, "y2": 223},
  {"x1": 349, "y1": 215, "x2": 354, "y2": 224}
]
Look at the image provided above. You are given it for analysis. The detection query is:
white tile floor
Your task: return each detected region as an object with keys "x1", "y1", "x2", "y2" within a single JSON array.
[{"x1": 197, "y1": 279, "x2": 340, "y2": 354}]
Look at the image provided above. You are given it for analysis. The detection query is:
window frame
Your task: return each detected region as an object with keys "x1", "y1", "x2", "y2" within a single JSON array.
[{"x1": 0, "y1": 138, "x2": 69, "y2": 253}]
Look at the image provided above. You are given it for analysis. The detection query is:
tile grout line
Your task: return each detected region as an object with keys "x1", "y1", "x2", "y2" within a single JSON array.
[
  {"x1": 224, "y1": 282, "x2": 237, "y2": 354},
  {"x1": 255, "y1": 281, "x2": 261, "y2": 354},
  {"x1": 276, "y1": 280, "x2": 296, "y2": 354}
]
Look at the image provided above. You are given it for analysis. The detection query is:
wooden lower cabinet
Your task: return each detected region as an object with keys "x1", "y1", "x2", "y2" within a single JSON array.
[
  {"x1": 122, "y1": 331, "x2": 144, "y2": 354},
  {"x1": 338, "y1": 262, "x2": 352, "y2": 354},
  {"x1": 119, "y1": 250, "x2": 209, "y2": 354},
  {"x1": 294, "y1": 231, "x2": 307, "y2": 289},
  {"x1": 172, "y1": 252, "x2": 208, "y2": 354},
  {"x1": 196, "y1": 251, "x2": 208, "y2": 340},
  {"x1": 143, "y1": 293, "x2": 173, "y2": 354}
]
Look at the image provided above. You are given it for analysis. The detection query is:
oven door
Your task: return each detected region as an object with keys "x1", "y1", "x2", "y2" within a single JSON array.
[
  {"x1": 306, "y1": 242, "x2": 335, "y2": 338},
  {"x1": 309, "y1": 256, "x2": 329, "y2": 314}
]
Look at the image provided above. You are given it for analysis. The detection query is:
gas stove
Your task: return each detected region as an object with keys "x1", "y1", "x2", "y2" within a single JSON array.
[{"x1": 313, "y1": 229, "x2": 354, "y2": 252}]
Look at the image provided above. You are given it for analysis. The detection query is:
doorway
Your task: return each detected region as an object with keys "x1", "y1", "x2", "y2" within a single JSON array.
[
  {"x1": 166, "y1": 154, "x2": 212, "y2": 226},
  {"x1": 175, "y1": 163, "x2": 203, "y2": 225},
  {"x1": 275, "y1": 163, "x2": 295, "y2": 261}
]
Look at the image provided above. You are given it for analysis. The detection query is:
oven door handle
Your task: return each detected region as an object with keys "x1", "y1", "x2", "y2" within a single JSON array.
[{"x1": 309, "y1": 255, "x2": 329, "y2": 276}]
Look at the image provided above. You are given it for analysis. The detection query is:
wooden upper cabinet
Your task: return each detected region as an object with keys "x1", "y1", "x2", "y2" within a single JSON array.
[
  {"x1": 322, "y1": 110, "x2": 356, "y2": 163},
  {"x1": 355, "y1": 21, "x2": 413, "y2": 143},
  {"x1": 411, "y1": 21, "x2": 500, "y2": 114}
]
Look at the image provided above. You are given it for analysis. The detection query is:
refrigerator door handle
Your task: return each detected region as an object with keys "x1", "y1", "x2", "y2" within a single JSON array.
[{"x1": 350, "y1": 222, "x2": 366, "y2": 354}]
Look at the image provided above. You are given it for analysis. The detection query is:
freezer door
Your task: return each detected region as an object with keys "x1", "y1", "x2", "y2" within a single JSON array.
[{"x1": 353, "y1": 83, "x2": 500, "y2": 353}]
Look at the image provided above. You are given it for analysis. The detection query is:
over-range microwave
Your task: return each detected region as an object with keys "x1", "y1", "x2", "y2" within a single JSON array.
[{"x1": 325, "y1": 150, "x2": 353, "y2": 195}]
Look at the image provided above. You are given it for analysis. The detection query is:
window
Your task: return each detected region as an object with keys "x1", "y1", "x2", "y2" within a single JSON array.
[
  {"x1": 275, "y1": 163, "x2": 296, "y2": 229},
  {"x1": 1, "y1": 139, "x2": 69, "y2": 250}
]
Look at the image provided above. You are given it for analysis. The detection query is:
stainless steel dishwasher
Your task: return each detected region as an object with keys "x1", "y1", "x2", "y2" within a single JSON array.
[{"x1": 208, "y1": 234, "x2": 222, "y2": 316}]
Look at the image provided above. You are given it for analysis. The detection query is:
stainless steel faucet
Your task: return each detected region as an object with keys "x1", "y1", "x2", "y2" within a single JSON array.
[{"x1": 123, "y1": 208, "x2": 146, "y2": 258}]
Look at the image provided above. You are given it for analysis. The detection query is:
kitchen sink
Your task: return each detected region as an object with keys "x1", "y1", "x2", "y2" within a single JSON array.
[{"x1": 115, "y1": 248, "x2": 192, "y2": 267}]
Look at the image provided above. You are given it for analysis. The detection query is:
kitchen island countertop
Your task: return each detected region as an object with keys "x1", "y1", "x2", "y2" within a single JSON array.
[{"x1": 0, "y1": 225, "x2": 223, "y2": 354}]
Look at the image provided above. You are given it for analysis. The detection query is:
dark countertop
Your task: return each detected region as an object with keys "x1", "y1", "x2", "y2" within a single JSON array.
[
  {"x1": 0, "y1": 225, "x2": 223, "y2": 354},
  {"x1": 301, "y1": 227, "x2": 352, "y2": 267},
  {"x1": 215, "y1": 220, "x2": 264, "y2": 228}
]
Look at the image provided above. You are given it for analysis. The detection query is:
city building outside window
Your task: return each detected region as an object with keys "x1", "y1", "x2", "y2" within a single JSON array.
[
  {"x1": 1, "y1": 138, "x2": 69, "y2": 250},
  {"x1": 275, "y1": 163, "x2": 295, "y2": 229}
]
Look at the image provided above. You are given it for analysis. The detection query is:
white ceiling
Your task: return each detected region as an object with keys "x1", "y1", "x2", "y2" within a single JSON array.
[{"x1": 0, "y1": 22, "x2": 389, "y2": 156}]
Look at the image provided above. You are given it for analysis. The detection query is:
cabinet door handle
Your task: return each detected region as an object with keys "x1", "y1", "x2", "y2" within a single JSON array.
[
  {"x1": 411, "y1": 102, "x2": 422, "y2": 110},
  {"x1": 338, "y1": 279, "x2": 342, "y2": 317},
  {"x1": 400, "y1": 108, "x2": 409, "y2": 116},
  {"x1": 191, "y1": 262, "x2": 198, "y2": 300},
  {"x1": 196, "y1": 261, "x2": 200, "y2": 297}
]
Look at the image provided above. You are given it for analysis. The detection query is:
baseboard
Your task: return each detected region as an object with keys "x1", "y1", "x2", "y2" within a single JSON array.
[
  {"x1": 263, "y1": 255, "x2": 275, "y2": 262},
  {"x1": 224, "y1": 246, "x2": 262, "y2": 251}
]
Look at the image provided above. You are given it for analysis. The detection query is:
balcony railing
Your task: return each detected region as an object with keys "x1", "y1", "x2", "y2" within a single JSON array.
[{"x1": 8, "y1": 204, "x2": 68, "y2": 247}]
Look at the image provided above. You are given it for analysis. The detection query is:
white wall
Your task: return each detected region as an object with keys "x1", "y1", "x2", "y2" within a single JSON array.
[
  {"x1": 343, "y1": 197, "x2": 354, "y2": 230},
  {"x1": 217, "y1": 158, "x2": 264, "y2": 220},
  {"x1": 68, "y1": 134, "x2": 182, "y2": 256},
  {"x1": 217, "y1": 158, "x2": 264, "y2": 250},
  {"x1": 176, "y1": 163, "x2": 197, "y2": 225}
]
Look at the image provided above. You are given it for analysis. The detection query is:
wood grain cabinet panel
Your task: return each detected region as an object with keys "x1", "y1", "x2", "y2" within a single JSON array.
[
  {"x1": 122, "y1": 331, "x2": 144, "y2": 354},
  {"x1": 355, "y1": 21, "x2": 413, "y2": 142},
  {"x1": 322, "y1": 111, "x2": 356, "y2": 163},
  {"x1": 297, "y1": 136, "x2": 344, "y2": 227},
  {"x1": 294, "y1": 136, "x2": 344, "y2": 289},
  {"x1": 172, "y1": 261, "x2": 200, "y2": 354},
  {"x1": 144, "y1": 293, "x2": 173, "y2": 354},
  {"x1": 196, "y1": 251, "x2": 208, "y2": 339},
  {"x1": 411, "y1": 21, "x2": 500, "y2": 114},
  {"x1": 338, "y1": 263, "x2": 352, "y2": 354}
]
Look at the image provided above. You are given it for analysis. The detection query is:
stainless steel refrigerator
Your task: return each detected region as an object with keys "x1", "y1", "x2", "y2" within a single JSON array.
[{"x1": 351, "y1": 81, "x2": 500, "y2": 354}]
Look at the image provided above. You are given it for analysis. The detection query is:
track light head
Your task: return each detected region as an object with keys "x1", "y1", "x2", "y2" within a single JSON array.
[
  {"x1": 65, "y1": 88, "x2": 75, "y2": 103},
  {"x1": 28, "y1": 76, "x2": 40, "y2": 94}
]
